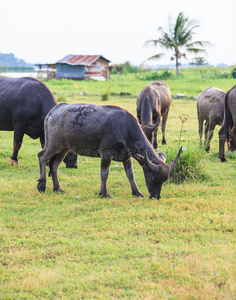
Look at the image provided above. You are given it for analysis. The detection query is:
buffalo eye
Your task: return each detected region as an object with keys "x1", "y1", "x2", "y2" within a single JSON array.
[{"x1": 152, "y1": 175, "x2": 158, "y2": 182}]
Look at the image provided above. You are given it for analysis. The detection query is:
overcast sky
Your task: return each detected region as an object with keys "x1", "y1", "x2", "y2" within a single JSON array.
[{"x1": 0, "y1": 0, "x2": 235, "y2": 66}]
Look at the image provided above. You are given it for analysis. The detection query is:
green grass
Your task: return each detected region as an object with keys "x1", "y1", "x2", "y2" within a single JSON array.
[
  {"x1": 0, "y1": 71, "x2": 235, "y2": 299},
  {"x1": 46, "y1": 67, "x2": 236, "y2": 100}
]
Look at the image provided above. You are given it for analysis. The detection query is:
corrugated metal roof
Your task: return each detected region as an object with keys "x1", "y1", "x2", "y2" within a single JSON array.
[{"x1": 57, "y1": 55, "x2": 110, "y2": 66}]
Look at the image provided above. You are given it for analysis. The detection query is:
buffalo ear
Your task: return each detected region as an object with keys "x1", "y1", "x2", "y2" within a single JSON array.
[
  {"x1": 134, "y1": 154, "x2": 145, "y2": 166},
  {"x1": 151, "y1": 117, "x2": 160, "y2": 132},
  {"x1": 158, "y1": 152, "x2": 167, "y2": 163}
]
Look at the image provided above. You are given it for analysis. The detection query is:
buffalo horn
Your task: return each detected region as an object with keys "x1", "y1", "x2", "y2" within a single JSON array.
[
  {"x1": 169, "y1": 147, "x2": 183, "y2": 172},
  {"x1": 151, "y1": 117, "x2": 160, "y2": 132},
  {"x1": 144, "y1": 151, "x2": 160, "y2": 172}
]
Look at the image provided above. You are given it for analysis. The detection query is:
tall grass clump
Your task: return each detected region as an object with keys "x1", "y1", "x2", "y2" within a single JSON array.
[
  {"x1": 166, "y1": 143, "x2": 206, "y2": 182},
  {"x1": 101, "y1": 85, "x2": 111, "y2": 101},
  {"x1": 166, "y1": 114, "x2": 207, "y2": 182},
  {"x1": 55, "y1": 93, "x2": 67, "y2": 103}
]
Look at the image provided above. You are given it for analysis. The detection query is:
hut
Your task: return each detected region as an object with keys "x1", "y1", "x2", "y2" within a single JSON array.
[{"x1": 56, "y1": 54, "x2": 110, "y2": 80}]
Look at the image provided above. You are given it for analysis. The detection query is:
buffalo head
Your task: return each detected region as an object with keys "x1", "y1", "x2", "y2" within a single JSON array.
[
  {"x1": 135, "y1": 147, "x2": 182, "y2": 199},
  {"x1": 228, "y1": 129, "x2": 236, "y2": 151},
  {"x1": 141, "y1": 118, "x2": 160, "y2": 144}
]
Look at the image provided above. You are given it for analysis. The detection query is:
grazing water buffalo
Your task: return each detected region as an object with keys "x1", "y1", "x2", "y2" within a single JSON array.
[
  {"x1": 137, "y1": 80, "x2": 172, "y2": 149},
  {"x1": 37, "y1": 103, "x2": 182, "y2": 199},
  {"x1": 197, "y1": 87, "x2": 225, "y2": 152},
  {"x1": 0, "y1": 76, "x2": 77, "y2": 167},
  {"x1": 218, "y1": 85, "x2": 236, "y2": 162}
]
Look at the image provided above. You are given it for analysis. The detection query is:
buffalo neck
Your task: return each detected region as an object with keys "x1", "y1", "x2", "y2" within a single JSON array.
[
  {"x1": 141, "y1": 100, "x2": 153, "y2": 126},
  {"x1": 128, "y1": 126, "x2": 160, "y2": 163}
]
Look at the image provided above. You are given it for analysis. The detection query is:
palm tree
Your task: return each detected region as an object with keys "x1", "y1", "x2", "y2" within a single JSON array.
[{"x1": 145, "y1": 12, "x2": 211, "y2": 75}]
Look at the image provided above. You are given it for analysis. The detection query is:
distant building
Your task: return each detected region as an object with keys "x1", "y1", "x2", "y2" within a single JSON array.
[{"x1": 36, "y1": 54, "x2": 111, "y2": 81}]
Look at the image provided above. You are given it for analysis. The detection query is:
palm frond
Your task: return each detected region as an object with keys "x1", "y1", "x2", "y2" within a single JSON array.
[
  {"x1": 144, "y1": 39, "x2": 159, "y2": 47},
  {"x1": 146, "y1": 53, "x2": 165, "y2": 61},
  {"x1": 187, "y1": 41, "x2": 213, "y2": 48},
  {"x1": 186, "y1": 47, "x2": 207, "y2": 53}
]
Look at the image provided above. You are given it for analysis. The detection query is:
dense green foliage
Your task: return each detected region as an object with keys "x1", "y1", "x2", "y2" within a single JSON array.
[
  {"x1": 0, "y1": 66, "x2": 35, "y2": 72},
  {"x1": 189, "y1": 56, "x2": 209, "y2": 66},
  {"x1": 0, "y1": 70, "x2": 235, "y2": 299},
  {"x1": 0, "y1": 53, "x2": 34, "y2": 71},
  {"x1": 110, "y1": 61, "x2": 140, "y2": 74},
  {"x1": 232, "y1": 67, "x2": 236, "y2": 79}
]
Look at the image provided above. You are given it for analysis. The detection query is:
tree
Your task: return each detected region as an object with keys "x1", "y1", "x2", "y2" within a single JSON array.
[
  {"x1": 189, "y1": 57, "x2": 209, "y2": 66},
  {"x1": 145, "y1": 12, "x2": 211, "y2": 75}
]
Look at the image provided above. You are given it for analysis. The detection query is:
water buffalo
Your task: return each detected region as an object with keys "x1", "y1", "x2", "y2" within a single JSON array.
[
  {"x1": 0, "y1": 76, "x2": 77, "y2": 167},
  {"x1": 197, "y1": 87, "x2": 225, "y2": 152},
  {"x1": 137, "y1": 80, "x2": 172, "y2": 149},
  {"x1": 37, "y1": 103, "x2": 182, "y2": 199},
  {"x1": 218, "y1": 85, "x2": 236, "y2": 162}
]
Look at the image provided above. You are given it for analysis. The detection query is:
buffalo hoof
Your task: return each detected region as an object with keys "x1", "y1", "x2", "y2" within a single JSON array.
[
  {"x1": 219, "y1": 157, "x2": 227, "y2": 162},
  {"x1": 37, "y1": 180, "x2": 46, "y2": 193},
  {"x1": 132, "y1": 191, "x2": 145, "y2": 197},
  {"x1": 9, "y1": 158, "x2": 18, "y2": 166},
  {"x1": 99, "y1": 191, "x2": 113, "y2": 198},
  {"x1": 53, "y1": 188, "x2": 66, "y2": 194}
]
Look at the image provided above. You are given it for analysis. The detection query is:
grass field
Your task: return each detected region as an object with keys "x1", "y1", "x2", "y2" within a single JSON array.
[{"x1": 0, "y1": 72, "x2": 235, "y2": 299}]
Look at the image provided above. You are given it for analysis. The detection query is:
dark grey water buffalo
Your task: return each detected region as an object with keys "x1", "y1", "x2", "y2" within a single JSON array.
[
  {"x1": 137, "y1": 80, "x2": 172, "y2": 149},
  {"x1": 218, "y1": 85, "x2": 236, "y2": 162},
  {"x1": 0, "y1": 76, "x2": 77, "y2": 167},
  {"x1": 37, "y1": 103, "x2": 182, "y2": 199},
  {"x1": 197, "y1": 87, "x2": 225, "y2": 152}
]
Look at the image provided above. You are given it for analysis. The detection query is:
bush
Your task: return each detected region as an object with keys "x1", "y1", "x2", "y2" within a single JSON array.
[
  {"x1": 166, "y1": 114, "x2": 207, "y2": 182},
  {"x1": 56, "y1": 94, "x2": 67, "y2": 102},
  {"x1": 166, "y1": 144, "x2": 206, "y2": 182},
  {"x1": 101, "y1": 86, "x2": 111, "y2": 101},
  {"x1": 136, "y1": 69, "x2": 175, "y2": 81},
  {"x1": 232, "y1": 67, "x2": 236, "y2": 79}
]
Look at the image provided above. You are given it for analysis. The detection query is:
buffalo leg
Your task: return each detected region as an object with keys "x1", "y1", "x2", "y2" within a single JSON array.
[
  {"x1": 37, "y1": 148, "x2": 48, "y2": 192},
  {"x1": 123, "y1": 158, "x2": 144, "y2": 197},
  {"x1": 203, "y1": 121, "x2": 209, "y2": 151},
  {"x1": 161, "y1": 113, "x2": 168, "y2": 145},
  {"x1": 39, "y1": 134, "x2": 45, "y2": 149},
  {"x1": 49, "y1": 148, "x2": 69, "y2": 193},
  {"x1": 10, "y1": 124, "x2": 26, "y2": 164},
  {"x1": 153, "y1": 127, "x2": 159, "y2": 149},
  {"x1": 37, "y1": 146, "x2": 66, "y2": 192},
  {"x1": 204, "y1": 121, "x2": 215, "y2": 153},
  {"x1": 137, "y1": 109, "x2": 141, "y2": 124},
  {"x1": 39, "y1": 134, "x2": 49, "y2": 166},
  {"x1": 99, "y1": 157, "x2": 112, "y2": 198},
  {"x1": 219, "y1": 136, "x2": 227, "y2": 162},
  {"x1": 40, "y1": 134, "x2": 77, "y2": 169},
  {"x1": 198, "y1": 114, "x2": 204, "y2": 147}
]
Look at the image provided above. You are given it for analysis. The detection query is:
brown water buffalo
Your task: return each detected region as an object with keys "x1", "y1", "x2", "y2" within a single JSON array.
[
  {"x1": 0, "y1": 76, "x2": 77, "y2": 167},
  {"x1": 218, "y1": 85, "x2": 236, "y2": 162},
  {"x1": 137, "y1": 80, "x2": 172, "y2": 149},
  {"x1": 197, "y1": 87, "x2": 225, "y2": 152},
  {"x1": 37, "y1": 103, "x2": 182, "y2": 199}
]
